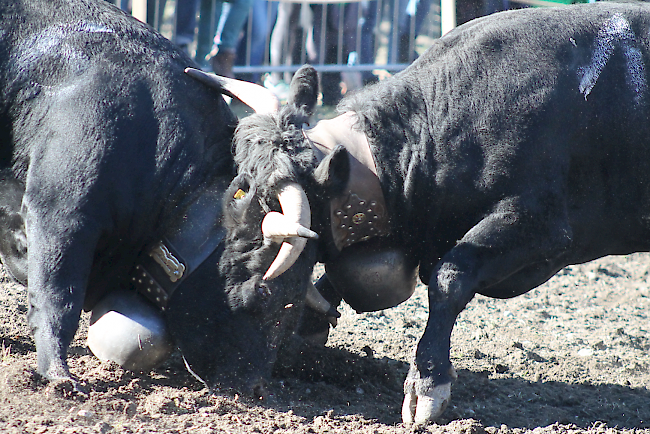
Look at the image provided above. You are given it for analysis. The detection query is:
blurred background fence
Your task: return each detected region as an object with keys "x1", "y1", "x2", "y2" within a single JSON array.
[{"x1": 107, "y1": 0, "x2": 588, "y2": 104}]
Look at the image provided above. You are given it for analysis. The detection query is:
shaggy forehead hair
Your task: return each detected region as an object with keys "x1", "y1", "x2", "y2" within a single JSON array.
[{"x1": 233, "y1": 104, "x2": 315, "y2": 196}]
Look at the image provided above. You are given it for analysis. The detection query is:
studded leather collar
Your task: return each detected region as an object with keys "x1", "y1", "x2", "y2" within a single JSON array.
[
  {"x1": 303, "y1": 125, "x2": 390, "y2": 251},
  {"x1": 130, "y1": 176, "x2": 230, "y2": 310}
]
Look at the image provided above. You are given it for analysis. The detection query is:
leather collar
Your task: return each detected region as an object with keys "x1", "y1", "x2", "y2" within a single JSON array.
[
  {"x1": 303, "y1": 120, "x2": 390, "y2": 251},
  {"x1": 130, "y1": 176, "x2": 230, "y2": 310}
]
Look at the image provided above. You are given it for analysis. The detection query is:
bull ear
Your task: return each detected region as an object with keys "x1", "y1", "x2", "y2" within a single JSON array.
[
  {"x1": 224, "y1": 174, "x2": 256, "y2": 226},
  {"x1": 313, "y1": 145, "x2": 349, "y2": 198},
  {"x1": 288, "y1": 65, "x2": 319, "y2": 116}
]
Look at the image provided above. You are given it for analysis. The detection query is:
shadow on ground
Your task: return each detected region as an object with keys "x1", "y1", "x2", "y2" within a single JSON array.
[{"x1": 269, "y1": 342, "x2": 650, "y2": 429}]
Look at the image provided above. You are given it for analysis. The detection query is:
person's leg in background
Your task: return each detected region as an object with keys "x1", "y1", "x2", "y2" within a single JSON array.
[
  {"x1": 311, "y1": 3, "x2": 343, "y2": 106},
  {"x1": 175, "y1": 0, "x2": 200, "y2": 56},
  {"x1": 236, "y1": 0, "x2": 277, "y2": 83},
  {"x1": 196, "y1": 0, "x2": 221, "y2": 68},
  {"x1": 359, "y1": 0, "x2": 379, "y2": 85},
  {"x1": 147, "y1": 0, "x2": 168, "y2": 31},
  {"x1": 205, "y1": 0, "x2": 255, "y2": 77}
]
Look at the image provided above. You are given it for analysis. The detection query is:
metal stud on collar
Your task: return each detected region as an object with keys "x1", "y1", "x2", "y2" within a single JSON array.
[
  {"x1": 333, "y1": 194, "x2": 387, "y2": 249},
  {"x1": 132, "y1": 264, "x2": 170, "y2": 311}
]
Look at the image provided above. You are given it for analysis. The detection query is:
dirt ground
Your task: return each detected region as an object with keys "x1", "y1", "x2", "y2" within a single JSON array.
[{"x1": 1, "y1": 251, "x2": 649, "y2": 434}]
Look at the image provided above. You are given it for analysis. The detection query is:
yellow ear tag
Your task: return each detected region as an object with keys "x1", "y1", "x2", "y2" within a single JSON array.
[{"x1": 234, "y1": 189, "x2": 247, "y2": 199}]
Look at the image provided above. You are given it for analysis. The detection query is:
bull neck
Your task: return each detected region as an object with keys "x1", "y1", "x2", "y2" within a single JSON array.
[{"x1": 303, "y1": 111, "x2": 378, "y2": 176}]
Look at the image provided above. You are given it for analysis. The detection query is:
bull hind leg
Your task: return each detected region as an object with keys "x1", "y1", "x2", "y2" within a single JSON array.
[
  {"x1": 405, "y1": 194, "x2": 573, "y2": 426},
  {"x1": 23, "y1": 191, "x2": 102, "y2": 390},
  {"x1": 0, "y1": 170, "x2": 27, "y2": 284}
]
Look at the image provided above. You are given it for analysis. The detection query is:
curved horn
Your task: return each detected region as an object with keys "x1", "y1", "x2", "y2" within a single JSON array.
[
  {"x1": 262, "y1": 211, "x2": 318, "y2": 241},
  {"x1": 305, "y1": 282, "x2": 331, "y2": 315},
  {"x1": 305, "y1": 282, "x2": 340, "y2": 326},
  {"x1": 263, "y1": 238, "x2": 306, "y2": 281},
  {"x1": 262, "y1": 183, "x2": 313, "y2": 280},
  {"x1": 184, "y1": 67, "x2": 280, "y2": 114}
]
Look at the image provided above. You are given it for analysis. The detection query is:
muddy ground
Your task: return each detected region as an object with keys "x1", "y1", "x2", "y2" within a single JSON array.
[{"x1": 1, "y1": 251, "x2": 649, "y2": 434}]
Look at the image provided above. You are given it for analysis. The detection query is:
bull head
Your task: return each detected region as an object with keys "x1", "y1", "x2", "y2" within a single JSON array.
[
  {"x1": 184, "y1": 66, "x2": 346, "y2": 395},
  {"x1": 185, "y1": 66, "x2": 332, "y2": 282}
]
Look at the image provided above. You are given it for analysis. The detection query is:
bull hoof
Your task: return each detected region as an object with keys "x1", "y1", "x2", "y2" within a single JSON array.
[
  {"x1": 401, "y1": 382, "x2": 451, "y2": 426},
  {"x1": 36, "y1": 361, "x2": 88, "y2": 399},
  {"x1": 45, "y1": 377, "x2": 89, "y2": 400}
]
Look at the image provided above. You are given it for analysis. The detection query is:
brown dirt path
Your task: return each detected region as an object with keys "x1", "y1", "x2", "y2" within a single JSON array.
[{"x1": 1, "y1": 252, "x2": 649, "y2": 433}]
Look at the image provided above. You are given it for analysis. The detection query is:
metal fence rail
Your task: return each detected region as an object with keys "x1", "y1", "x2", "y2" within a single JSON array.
[
  {"x1": 110, "y1": 0, "x2": 444, "y2": 81},
  {"x1": 110, "y1": 0, "x2": 586, "y2": 86}
]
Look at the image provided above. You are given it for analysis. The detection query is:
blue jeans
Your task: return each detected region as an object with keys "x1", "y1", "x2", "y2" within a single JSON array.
[
  {"x1": 237, "y1": 0, "x2": 277, "y2": 82},
  {"x1": 237, "y1": 0, "x2": 276, "y2": 67},
  {"x1": 175, "y1": 0, "x2": 201, "y2": 46},
  {"x1": 105, "y1": 0, "x2": 130, "y2": 12},
  {"x1": 196, "y1": 0, "x2": 254, "y2": 62}
]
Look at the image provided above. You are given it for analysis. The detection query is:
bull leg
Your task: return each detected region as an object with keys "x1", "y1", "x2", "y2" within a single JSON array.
[
  {"x1": 403, "y1": 197, "x2": 572, "y2": 425},
  {"x1": 24, "y1": 203, "x2": 99, "y2": 389},
  {"x1": 0, "y1": 211, "x2": 27, "y2": 284},
  {"x1": 0, "y1": 171, "x2": 27, "y2": 284}
]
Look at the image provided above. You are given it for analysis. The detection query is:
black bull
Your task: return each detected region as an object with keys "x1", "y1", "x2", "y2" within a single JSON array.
[
  {"x1": 220, "y1": 2, "x2": 650, "y2": 426},
  {"x1": 0, "y1": 0, "x2": 284, "y2": 394}
]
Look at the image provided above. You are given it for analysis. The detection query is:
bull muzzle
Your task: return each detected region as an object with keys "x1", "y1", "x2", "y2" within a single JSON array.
[{"x1": 261, "y1": 183, "x2": 318, "y2": 280}]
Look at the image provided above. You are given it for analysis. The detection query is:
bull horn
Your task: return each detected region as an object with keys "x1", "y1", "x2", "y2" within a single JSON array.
[
  {"x1": 262, "y1": 183, "x2": 312, "y2": 280},
  {"x1": 305, "y1": 282, "x2": 331, "y2": 315},
  {"x1": 305, "y1": 282, "x2": 340, "y2": 326},
  {"x1": 184, "y1": 67, "x2": 280, "y2": 114},
  {"x1": 262, "y1": 211, "x2": 318, "y2": 241}
]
